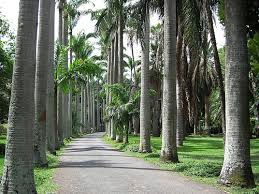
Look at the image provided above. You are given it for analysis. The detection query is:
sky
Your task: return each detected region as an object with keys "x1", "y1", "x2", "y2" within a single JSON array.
[{"x1": 0, "y1": 0, "x2": 226, "y2": 59}]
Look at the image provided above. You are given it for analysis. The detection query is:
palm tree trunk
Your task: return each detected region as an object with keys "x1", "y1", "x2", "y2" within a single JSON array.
[
  {"x1": 176, "y1": 13, "x2": 184, "y2": 146},
  {"x1": 176, "y1": 80, "x2": 184, "y2": 147},
  {"x1": 118, "y1": 9, "x2": 124, "y2": 83},
  {"x1": 54, "y1": 85, "x2": 59, "y2": 150},
  {"x1": 46, "y1": 0, "x2": 56, "y2": 154},
  {"x1": 139, "y1": 4, "x2": 151, "y2": 153},
  {"x1": 111, "y1": 35, "x2": 119, "y2": 140},
  {"x1": 219, "y1": 0, "x2": 255, "y2": 187},
  {"x1": 97, "y1": 82, "x2": 100, "y2": 132},
  {"x1": 106, "y1": 47, "x2": 111, "y2": 135},
  {"x1": 92, "y1": 87, "x2": 96, "y2": 131},
  {"x1": 84, "y1": 83, "x2": 88, "y2": 132},
  {"x1": 57, "y1": 0, "x2": 64, "y2": 146},
  {"x1": 205, "y1": 0, "x2": 226, "y2": 136},
  {"x1": 34, "y1": 0, "x2": 51, "y2": 167},
  {"x1": 1, "y1": 0, "x2": 39, "y2": 192},
  {"x1": 87, "y1": 81, "x2": 91, "y2": 130},
  {"x1": 152, "y1": 100, "x2": 160, "y2": 137},
  {"x1": 204, "y1": 94, "x2": 210, "y2": 135},
  {"x1": 133, "y1": 114, "x2": 140, "y2": 135},
  {"x1": 75, "y1": 83, "x2": 80, "y2": 132},
  {"x1": 160, "y1": 0, "x2": 178, "y2": 162},
  {"x1": 62, "y1": 0, "x2": 69, "y2": 139},
  {"x1": 68, "y1": 24, "x2": 73, "y2": 137},
  {"x1": 80, "y1": 86, "x2": 84, "y2": 133}
]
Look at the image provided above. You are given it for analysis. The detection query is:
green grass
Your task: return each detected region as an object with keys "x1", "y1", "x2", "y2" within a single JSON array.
[{"x1": 104, "y1": 135, "x2": 259, "y2": 194}]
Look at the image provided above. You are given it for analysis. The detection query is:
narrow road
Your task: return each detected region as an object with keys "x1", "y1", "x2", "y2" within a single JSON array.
[{"x1": 54, "y1": 132, "x2": 224, "y2": 194}]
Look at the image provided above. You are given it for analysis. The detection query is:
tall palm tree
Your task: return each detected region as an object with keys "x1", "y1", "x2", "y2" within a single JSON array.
[
  {"x1": 63, "y1": 0, "x2": 70, "y2": 139},
  {"x1": 139, "y1": 1, "x2": 151, "y2": 153},
  {"x1": 0, "y1": 0, "x2": 39, "y2": 192},
  {"x1": 160, "y1": 0, "x2": 178, "y2": 162},
  {"x1": 57, "y1": 0, "x2": 65, "y2": 146},
  {"x1": 34, "y1": 0, "x2": 52, "y2": 166},
  {"x1": 204, "y1": 0, "x2": 225, "y2": 136},
  {"x1": 46, "y1": 0, "x2": 56, "y2": 154},
  {"x1": 219, "y1": 0, "x2": 255, "y2": 187}
]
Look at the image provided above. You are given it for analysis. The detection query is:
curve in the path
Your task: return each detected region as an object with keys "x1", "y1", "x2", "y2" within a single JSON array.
[{"x1": 54, "y1": 132, "x2": 224, "y2": 194}]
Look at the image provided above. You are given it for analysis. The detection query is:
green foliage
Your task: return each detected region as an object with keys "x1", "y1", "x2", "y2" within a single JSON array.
[
  {"x1": 248, "y1": 33, "x2": 259, "y2": 74},
  {"x1": 248, "y1": 33, "x2": 259, "y2": 133},
  {"x1": 217, "y1": 0, "x2": 225, "y2": 25},
  {"x1": 55, "y1": 32, "x2": 103, "y2": 94},
  {"x1": 0, "y1": 12, "x2": 15, "y2": 121},
  {"x1": 209, "y1": 90, "x2": 221, "y2": 128}
]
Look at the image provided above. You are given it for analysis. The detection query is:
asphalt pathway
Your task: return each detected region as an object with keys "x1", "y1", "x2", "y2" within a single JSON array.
[{"x1": 54, "y1": 132, "x2": 224, "y2": 194}]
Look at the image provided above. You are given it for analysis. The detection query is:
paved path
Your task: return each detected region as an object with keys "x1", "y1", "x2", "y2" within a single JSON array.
[{"x1": 54, "y1": 132, "x2": 224, "y2": 194}]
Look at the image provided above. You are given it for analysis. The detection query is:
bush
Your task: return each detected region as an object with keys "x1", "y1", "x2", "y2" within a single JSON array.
[
  {"x1": 126, "y1": 144, "x2": 139, "y2": 152},
  {"x1": 174, "y1": 161, "x2": 221, "y2": 178}
]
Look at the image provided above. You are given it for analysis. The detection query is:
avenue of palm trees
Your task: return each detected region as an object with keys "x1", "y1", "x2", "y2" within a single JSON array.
[{"x1": 0, "y1": 0, "x2": 258, "y2": 193}]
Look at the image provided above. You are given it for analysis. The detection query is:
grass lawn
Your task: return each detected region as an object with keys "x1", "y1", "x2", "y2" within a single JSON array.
[{"x1": 104, "y1": 135, "x2": 259, "y2": 194}]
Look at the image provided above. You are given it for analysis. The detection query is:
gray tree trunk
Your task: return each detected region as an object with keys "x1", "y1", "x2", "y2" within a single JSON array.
[
  {"x1": 219, "y1": 0, "x2": 255, "y2": 187},
  {"x1": 75, "y1": 86, "x2": 80, "y2": 132},
  {"x1": 97, "y1": 82, "x2": 100, "y2": 132},
  {"x1": 92, "y1": 87, "x2": 96, "y2": 131},
  {"x1": 57, "y1": 0, "x2": 64, "y2": 146},
  {"x1": 34, "y1": 0, "x2": 51, "y2": 166},
  {"x1": 84, "y1": 84, "x2": 88, "y2": 132},
  {"x1": 204, "y1": 95, "x2": 210, "y2": 135},
  {"x1": 111, "y1": 35, "x2": 118, "y2": 140},
  {"x1": 160, "y1": 0, "x2": 178, "y2": 162},
  {"x1": 139, "y1": 4, "x2": 151, "y2": 153},
  {"x1": 106, "y1": 47, "x2": 112, "y2": 135},
  {"x1": 87, "y1": 81, "x2": 91, "y2": 130},
  {"x1": 1, "y1": 0, "x2": 39, "y2": 192},
  {"x1": 152, "y1": 100, "x2": 160, "y2": 137},
  {"x1": 118, "y1": 10, "x2": 124, "y2": 83},
  {"x1": 54, "y1": 85, "x2": 59, "y2": 150},
  {"x1": 176, "y1": 12, "x2": 184, "y2": 146},
  {"x1": 46, "y1": 0, "x2": 56, "y2": 154},
  {"x1": 62, "y1": 0, "x2": 69, "y2": 139},
  {"x1": 176, "y1": 80, "x2": 184, "y2": 147},
  {"x1": 117, "y1": 19, "x2": 124, "y2": 141},
  {"x1": 109, "y1": 42, "x2": 115, "y2": 137},
  {"x1": 80, "y1": 86, "x2": 84, "y2": 133},
  {"x1": 133, "y1": 114, "x2": 140, "y2": 135}
]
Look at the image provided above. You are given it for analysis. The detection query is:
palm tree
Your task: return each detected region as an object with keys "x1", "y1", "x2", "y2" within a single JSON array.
[
  {"x1": 204, "y1": 0, "x2": 225, "y2": 136},
  {"x1": 34, "y1": 0, "x2": 52, "y2": 166},
  {"x1": 63, "y1": 0, "x2": 70, "y2": 139},
  {"x1": 219, "y1": 0, "x2": 255, "y2": 187},
  {"x1": 139, "y1": 1, "x2": 151, "y2": 153},
  {"x1": 0, "y1": 0, "x2": 39, "y2": 192},
  {"x1": 160, "y1": 0, "x2": 178, "y2": 162},
  {"x1": 57, "y1": 0, "x2": 65, "y2": 146},
  {"x1": 46, "y1": 0, "x2": 56, "y2": 154}
]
